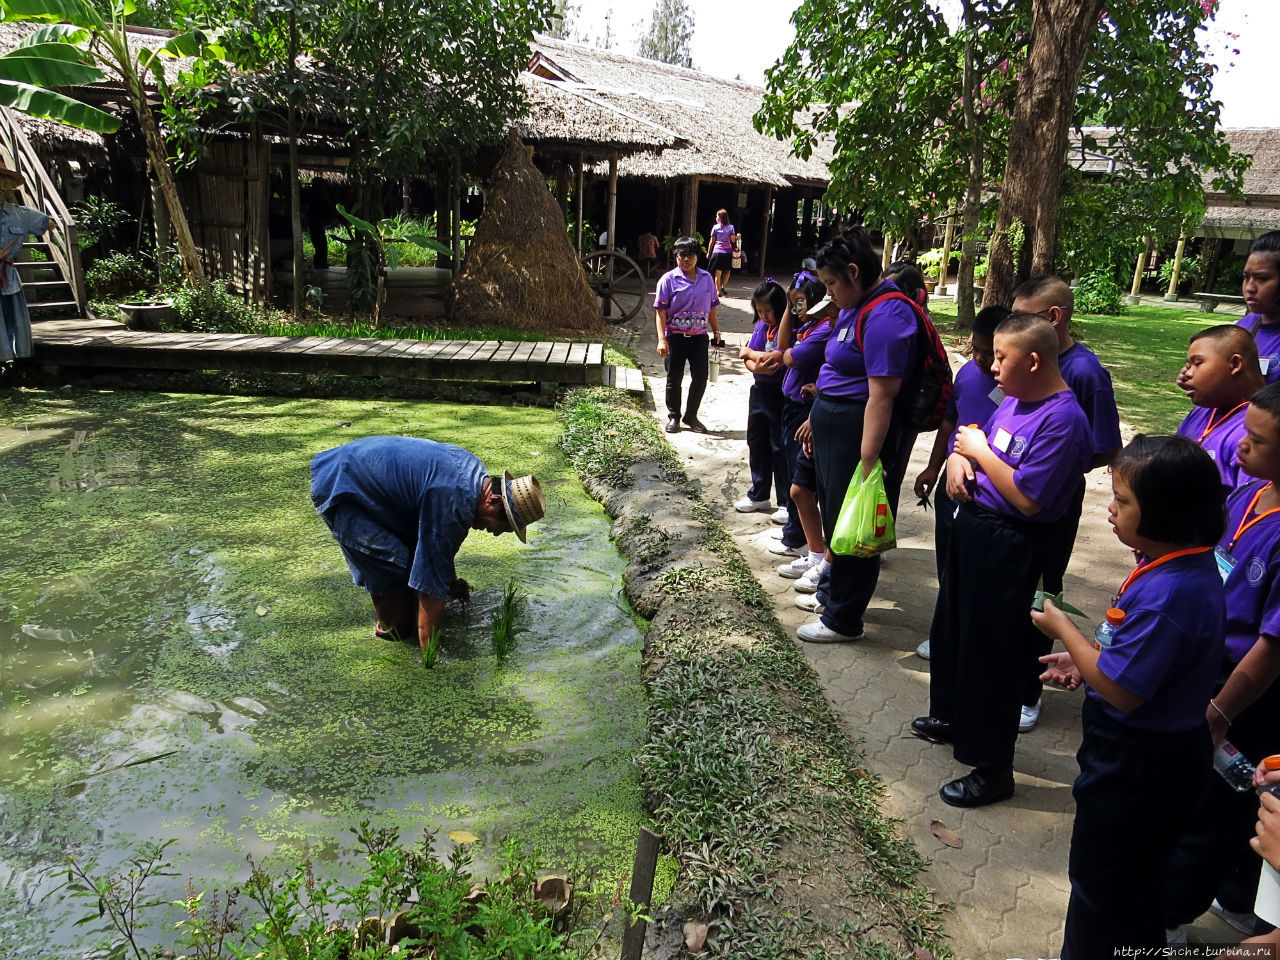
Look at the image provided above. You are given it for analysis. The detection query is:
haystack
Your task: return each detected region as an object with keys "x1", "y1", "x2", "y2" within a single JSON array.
[{"x1": 449, "y1": 135, "x2": 604, "y2": 334}]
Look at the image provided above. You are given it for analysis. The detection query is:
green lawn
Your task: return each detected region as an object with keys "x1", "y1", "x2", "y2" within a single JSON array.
[{"x1": 930, "y1": 300, "x2": 1234, "y2": 435}]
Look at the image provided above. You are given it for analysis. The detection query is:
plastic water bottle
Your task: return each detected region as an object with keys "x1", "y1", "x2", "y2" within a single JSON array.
[
  {"x1": 1215, "y1": 740, "x2": 1256, "y2": 793},
  {"x1": 1092, "y1": 607, "x2": 1125, "y2": 649},
  {"x1": 1260, "y1": 755, "x2": 1280, "y2": 797}
]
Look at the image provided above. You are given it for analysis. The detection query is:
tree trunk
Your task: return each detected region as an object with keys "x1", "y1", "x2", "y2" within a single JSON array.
[
  {"x1": 288, "y1": 10, "x2": 303, "y2": 317},
  {"x1": 956, "y1": 5, "x2": 980, "y2": 331},
  {"x1": 136, "y1": 97, "x2": 204, "y2": 284},
  {"x1": 983, "y1": 0, "x2": 1103, "y2": 309}
]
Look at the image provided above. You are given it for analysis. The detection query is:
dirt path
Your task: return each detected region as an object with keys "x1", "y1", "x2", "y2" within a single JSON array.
[{"x1": 615, "y1": 278, "x2": 1237, "y2": 959}]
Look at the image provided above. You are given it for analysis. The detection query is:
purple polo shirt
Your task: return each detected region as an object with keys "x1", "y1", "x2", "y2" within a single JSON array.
[
  {"x1": 1240, "y1": 315, "x2": 1280, "y2": 384},
  {"x1": 945, "y1": 359, "x2": 1002, "y2": 455},
  {"x1": 1089, "y1": 550, "x2": 1225, "y2": 732},
  {"x1": 709, "y1": 223, "x2": 734, "y2": 254},
  {"x1": 1059, "y1": 341, "x2": 1123, "y2": 460},
  {"x1": 782, "y1": 317, "x2": 831, "y2": 403},
  {"x1": 969, "y1": 390, "x2": 1092, "y2": 523},
  {"x1": 747, "y1": 319, "x2": 784, "y2": 384},
  {"x1": 654, "y1": 267, "x2": 718, "y2": 336},
  {"x1": 1221, "y1": 479, "x2": 1280, "y2": 663},
  {"x1": 1176, "y1": 404, "x2": 1252, "y2": 492},
  {"x1": 814, "y1": 281, "x2": 917, "y2": 401}
]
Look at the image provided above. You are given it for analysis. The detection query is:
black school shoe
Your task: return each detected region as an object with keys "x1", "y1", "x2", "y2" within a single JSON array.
[
  {"x1": 910, "y1": 715, "x2": 953, "y2": 744},
  {"x1": 939, "y1": 767, "x2": 1015, "y2": 808},
  {"x1": 682, "y1": 415, "x2": 709, "y2": 433},
  {"x1": 665, "y1": 416, "x2": 681, "y2": 433}
]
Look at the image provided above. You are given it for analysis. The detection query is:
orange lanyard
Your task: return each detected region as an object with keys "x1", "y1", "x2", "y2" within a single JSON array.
[
  {"x1": 1228, "y1": 482, "x2": 1280, "y2": 551},
  {"x1": 1199, "y1": 401, "x2": 1248, "y2": 443},
  {"x1": 1118, "y1": 546, "x2": 1214, "y2": 596}
]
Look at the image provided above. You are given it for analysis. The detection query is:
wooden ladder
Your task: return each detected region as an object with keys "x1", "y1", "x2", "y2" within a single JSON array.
[{"x1": 0, "y1": 107, "x2": 86, "y2": 317}]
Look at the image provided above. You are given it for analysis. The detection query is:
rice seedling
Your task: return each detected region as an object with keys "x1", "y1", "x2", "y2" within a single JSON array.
[
  {"x1": 421, "y1": 625, "x2": 443, "y2": 669},
  {"x1": 490, "y1": 580, "x2": 527, "y2": 663}
]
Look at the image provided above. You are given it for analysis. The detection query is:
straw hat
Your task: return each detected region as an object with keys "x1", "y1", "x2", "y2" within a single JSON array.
[
  {"x1": 501, "y1": 471, "x2": 545, "y2": 542},
  {"x1": 0, "y1": 162, "x2": 24, "y2": 189}
]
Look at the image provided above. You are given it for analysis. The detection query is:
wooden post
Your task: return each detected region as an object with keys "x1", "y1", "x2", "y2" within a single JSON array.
[
  {"x1": 682, "y1": 176, "x2": 699, "y2": 238},
  {"x1": 451, "y1": 156, "x2": 462, "y2": 278},
  {"x1": 620, "y1": 828, "x2": 661, "y2": 960},
  {"x1": 555, "y1": 163, "x2": 568, "y2": 216},
  {"x1": 801, "y1": 194, "x2": 813, "y2": 251},
  {"x1": 1165, "y1": 232, "x2": 1188, "y2": 302},
  {"x1": 607, "y1": 151, "x2": 618, "y2": 251},
  {"x1": 1127, "y1": 237, "x2": 1149, "y2": 305},
  {"x1": 575, "y1": 152, "x2": 585, "y2": 256},
  {"x1": 937, "y1": 215, "x2": 956, "y2": 295},
  {"x1": 882, "y1": 232, "x2": 893, "y2": 271},
  {"x1": 757, "y1": 186, "x2": 772, "y2": 278}
]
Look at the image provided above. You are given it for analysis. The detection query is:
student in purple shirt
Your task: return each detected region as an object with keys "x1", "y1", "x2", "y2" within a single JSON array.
[
  {"x1": 310, "y1": 436, "x2": 546, "y2": 659},
  {"x1": 1239, "y1": 232, "x2": 1280, "y2": 385},
  {"x1": 911, "y1": 315, "x2": 1092, "y2": 808},
  {"x1": 654, "y1": 235, "x2": 722, "y2": 434},
  {"x1": 1163, "y1": 382, "x2": 1280, "y2": 941},
  {"x1": 774, "y1": 265, "x2": 833, "y2": 588},
  {"x1": 795, "y1": 226, "x2": 919, "y2": 645},
  {"x1": 706, "y1": 209, "x2": 737, "y2": 298},
  {"x1": 1175, "y1": 324, "x2": 1263, "y2": 491},
  {"x1": 1033, "y1": 435, "x2": 1226, "y2": 959},
  {"x1": 1011, "y1": 275, "x2": 1123, "y2": 732},
  {"x1": 735, "y1": 279, "x2": 791, "y2": 522},
  {"x1": 911, "y1": 305, "x2": 1009, "y2": 660}
]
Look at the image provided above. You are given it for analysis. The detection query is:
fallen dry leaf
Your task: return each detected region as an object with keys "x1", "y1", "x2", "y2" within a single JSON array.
[
  {"x1": 930, "y1": 819, "x2": 963, "y2": 849},
  {"x1": 913, "y1": 948, "x2": 937, "y2": 960},
  {"x1": 448, "y1": 829, "x2": 479, "y2": 844},
  {"x1": 683, "y1": 920, "x2": 709, "y2": 952}
]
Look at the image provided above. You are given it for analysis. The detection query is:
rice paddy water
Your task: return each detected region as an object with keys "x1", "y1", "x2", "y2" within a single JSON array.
[{"x1": 0, "y1": 389, "x2": 649, "y2": 957}]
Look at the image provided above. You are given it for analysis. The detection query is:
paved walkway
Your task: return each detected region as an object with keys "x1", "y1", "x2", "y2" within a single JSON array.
[{"x1": 618, "y1": 278, "x2": 1242, "y2": 959}]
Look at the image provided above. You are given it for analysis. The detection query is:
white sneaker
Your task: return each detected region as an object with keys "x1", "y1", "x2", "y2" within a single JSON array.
[
  {"x1": 768, "y1": 542, "x2": 805, "y2": 557},
  {"x1": 793, "y1": 561, "x2": 826, "y2": 594},
  {"x1": 1211, "y1": 898, "x2": 1256, "y2": 934},
  {"x1": 794, "y1": 594, "x2": 824, "y2": 614},
  {"x1": 797, "y1": 620, "x2": 863, "y2": 644},
  {"x1": 778, "y1": 554, "x2": 820, "y2": 578},
  {"x1": 1165, "y1": 925, "x2": 1188, "y2": 946},
  {"x1": 769, "y1": 527, "x2": 784, "y2": 540},
  {"x1": 771, "y1": 507, "x2": 789, "y2": 525},
  {"x1": 1019, "y1": 699, "x2": 1042, "y2": 733},
  {"x1": 734, "y1": 497, "x2": 772, "y2": 513},
  {"x1": 916, "y1": 638, "x2": 931, "y2": 660}
]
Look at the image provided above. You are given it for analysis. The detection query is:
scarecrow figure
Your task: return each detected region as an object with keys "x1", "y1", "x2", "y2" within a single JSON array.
[{"x1": 0, "y1": 161, "x2": 51, "y2": 364}]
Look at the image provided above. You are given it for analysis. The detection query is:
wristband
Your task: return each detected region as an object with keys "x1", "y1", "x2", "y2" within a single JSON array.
[{"x1": 1209, "y1": 698, "x2": 1231, "y2": 725}]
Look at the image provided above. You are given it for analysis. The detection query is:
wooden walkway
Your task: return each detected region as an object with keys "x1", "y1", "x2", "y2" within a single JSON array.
[{"x1": 26, "y1": 319, "x2": 643, "y2": 393}]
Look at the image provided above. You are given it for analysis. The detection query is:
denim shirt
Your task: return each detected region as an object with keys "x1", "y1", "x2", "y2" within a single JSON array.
[
  {"x1": 310, "y1": 436, "x2": 487, "y2": 599},
  {"x1": 0, "y1": 203, "x2": 50, "y2": 295}
]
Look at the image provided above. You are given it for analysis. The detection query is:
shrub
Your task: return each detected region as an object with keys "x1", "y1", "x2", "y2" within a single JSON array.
[
  {"x1": 1074, "y1": 270, "x2": 1127, "y2": 316},
  {"x1": 171, "y1": 282, "x2": 259, "y2": 333},
  {"x1": 84, "y1": 251, "x2": 152, "y2": 298},
  {"x1": 1158, "y1": 254, "x2": 1201, "y2": 292},
  {"x1": 72, "y1": 196, "x2": 131, "y2": 250}
]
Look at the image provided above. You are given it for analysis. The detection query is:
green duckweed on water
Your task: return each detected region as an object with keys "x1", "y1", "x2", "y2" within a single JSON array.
[{"x1": 0, "y1": 388, "x2": 648, "y2": 957}]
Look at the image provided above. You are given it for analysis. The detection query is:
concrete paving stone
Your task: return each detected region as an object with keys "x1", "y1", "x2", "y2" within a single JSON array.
[{"x1": 627, "y1": 285, "x2": 1180, "y2": 960}]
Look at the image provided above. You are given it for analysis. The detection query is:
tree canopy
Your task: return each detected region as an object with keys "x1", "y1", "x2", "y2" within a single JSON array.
[{"x1": 637, "y1": 0, "x2": 694, "y2": 68}]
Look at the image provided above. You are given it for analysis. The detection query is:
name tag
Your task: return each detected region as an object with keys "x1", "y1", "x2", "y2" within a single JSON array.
[
  {"x1": 838, "y1": 326, "x2": 850, "y2": 343},
  {"x1": 988, "y1": 386, "x2": 1005, "y2": 405},
  {"x1": 1215, "y1": 545, "x2": 1237, "y2": 585},
  {"x1": 993, "y1": 427, "x2": 1012, "y2": 453},
  {"x1": 1264, "y1": 356, "x2": 1273, "y2": 376},
  {"x1": 766, "y1": 337, "x2": 777, "y2": 351}
]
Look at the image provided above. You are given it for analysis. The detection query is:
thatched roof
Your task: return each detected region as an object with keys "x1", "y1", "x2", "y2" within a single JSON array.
[
  {"x1": 528, "y1": 35, "x2": 831, "y2": 188},
  {"x1": 513, "y1": 72, "x2": 680, "y2": 155}
]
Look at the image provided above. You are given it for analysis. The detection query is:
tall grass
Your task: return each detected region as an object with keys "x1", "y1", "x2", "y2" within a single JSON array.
[{"x1": 490, "y1": 581, "x2": 527, "y2": 663}]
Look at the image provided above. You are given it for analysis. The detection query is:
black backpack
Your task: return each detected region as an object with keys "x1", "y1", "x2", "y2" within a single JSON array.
[{"x1": 853, "y1": 291, "x2": 954, "y2": 432}]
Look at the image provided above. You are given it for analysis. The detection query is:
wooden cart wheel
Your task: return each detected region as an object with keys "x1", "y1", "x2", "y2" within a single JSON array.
[{"x1": 580, "y1": 249, "x2": 646, "y2": 321}]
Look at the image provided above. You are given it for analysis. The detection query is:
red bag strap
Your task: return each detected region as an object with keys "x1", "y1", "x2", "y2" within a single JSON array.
[{"x1": 852, "y1": 289, "x2": 930, "y2": 351}]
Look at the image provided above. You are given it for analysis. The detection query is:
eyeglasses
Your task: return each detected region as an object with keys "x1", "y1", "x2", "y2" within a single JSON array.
[
  {"x1": 1029, "y1": 307, "x2": 1059, "y2": 320},
  {"x1": 675, "y1": 252, "x2": 697, "y2": 260}
]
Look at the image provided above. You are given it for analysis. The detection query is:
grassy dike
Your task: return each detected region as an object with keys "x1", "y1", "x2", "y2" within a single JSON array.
[{"x1": 557, "y1": 388, "x2": 949, "y2": 960}]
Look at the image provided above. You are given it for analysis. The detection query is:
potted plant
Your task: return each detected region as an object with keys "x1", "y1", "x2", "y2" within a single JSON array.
[
  {"x1": 916, "y1": 247, "x2": 946, "y2": 291},
  {"x1": 118, "y1": 248, "x2": 182, "y2": 330}
]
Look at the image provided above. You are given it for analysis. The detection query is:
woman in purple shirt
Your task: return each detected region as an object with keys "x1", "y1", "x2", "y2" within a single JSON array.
[
  {"x1": 797, "y1": 226, "x2": 919, "y2": 645},
  {"x1": 706, "y1": 209, "x2": 737, "y2": 298},
  {"x1": 1240, "y1": 232, "x2": 1280, "y2": 384},
  {"x1": 654, "y1": 235, "x2": 722, "y2": 433}
]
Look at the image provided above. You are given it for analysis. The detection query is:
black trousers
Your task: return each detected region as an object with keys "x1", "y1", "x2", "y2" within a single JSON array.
[
  {"x1": 779, "y1": 398, "x2": 814, "y2": 548},
  {"x1": 932, "y1": 483, "x2": 956, "y2": 584},
  {"x1": 664, "y1": 333, "x2": 708, "y2": 420},
  {"x1": 1020, "y1": 479, "x2": 1086, "y2": 707},
  {"x1": 745, "y1": 381, "x2": 790, "y2": 509},
  {"x1": 809, "y1": 394, "x2": 909, "y2": 636},
  {"x1": 928, "y1": 503, "x2": 1044, "y2": 771},
  {"x1": 1162, "y1": 661, "x2": 1280, "y2": 925},
  {"x1": 1063, "y1": 699, "x2": 1210, "y2": 959}
]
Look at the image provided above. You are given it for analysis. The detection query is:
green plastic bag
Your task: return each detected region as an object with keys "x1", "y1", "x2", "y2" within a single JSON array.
[{"x1": 830, "y1": 460, "x2": 896, "y2": 557}]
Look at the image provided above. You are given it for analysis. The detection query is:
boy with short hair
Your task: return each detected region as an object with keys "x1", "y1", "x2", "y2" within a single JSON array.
[
  {"x1": 1011, "y1": 276, "x2": 1123, "y2": 731},
  {"x1": 1176, "y1": 324, "x2": 1264, "y2": 492},
  {"x1": 911, "y1": 314, "x2": 1093, "y2": 807}
]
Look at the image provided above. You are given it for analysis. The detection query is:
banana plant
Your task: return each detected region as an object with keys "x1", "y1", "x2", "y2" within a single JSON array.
[
  {"x1": 0, "y1": 0, "x2": 225, "y2": 284},
  {"x1": 335, "y1": 204, "x2": 450, "y2": 321}
]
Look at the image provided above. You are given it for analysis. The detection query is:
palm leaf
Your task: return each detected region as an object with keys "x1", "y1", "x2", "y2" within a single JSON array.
[
  {"x1": 0, "y1": 79, "x2": 119, "y2": 132},
  {"x1": 0, "y1": 47, "x2": 104, "y2": 87},
  {"x1": 0, "y1": 0, "x2": 106, "y2": 32}
]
